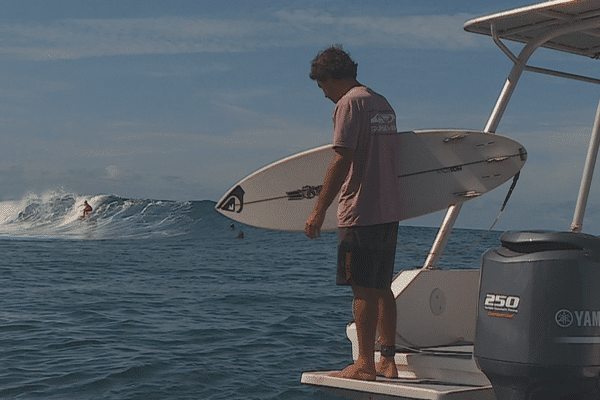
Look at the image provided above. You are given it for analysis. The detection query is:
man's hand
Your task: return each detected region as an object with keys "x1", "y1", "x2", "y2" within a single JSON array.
[
  {"x1": 305, "y1": 210, "x2": 326, "y2": 239},
  {"x1": 304, "y1": 147, "x2": 354, "y2": 239},
  {"x1": 304, "y1": 147, "x2": 352, "y2": 240}
]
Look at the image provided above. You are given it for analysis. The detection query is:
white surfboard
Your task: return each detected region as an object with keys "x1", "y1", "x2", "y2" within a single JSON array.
[{"x1": 216, "y1": 129, "x2": 527, "y2": 232}]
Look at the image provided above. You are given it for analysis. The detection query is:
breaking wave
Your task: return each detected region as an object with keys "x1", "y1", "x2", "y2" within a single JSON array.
[{"x1": 0, "y1": 190, "x2": 222, "y2": 240}]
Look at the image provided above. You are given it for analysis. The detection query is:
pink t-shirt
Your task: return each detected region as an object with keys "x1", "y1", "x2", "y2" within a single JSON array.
[{"x1": 332, "y1": 86, "x2": 402, "y2": 227}]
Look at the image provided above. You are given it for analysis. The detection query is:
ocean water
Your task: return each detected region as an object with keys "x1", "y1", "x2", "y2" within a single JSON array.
[{"x1": 0, "y1": 191, "x2": 502, "y2": 399}]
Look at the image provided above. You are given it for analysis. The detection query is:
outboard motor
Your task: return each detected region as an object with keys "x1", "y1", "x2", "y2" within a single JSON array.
[{"x1": 475, "y1": 231, "x2": 600, "y2": 400}]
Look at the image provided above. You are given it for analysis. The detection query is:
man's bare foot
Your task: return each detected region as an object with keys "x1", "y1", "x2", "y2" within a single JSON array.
[
  {"x1": 376, "y1": 356, "x2": 398, "y2": 379},
  {"x1": 329, "y1": 363, "x2": 376, "y2": 381}
]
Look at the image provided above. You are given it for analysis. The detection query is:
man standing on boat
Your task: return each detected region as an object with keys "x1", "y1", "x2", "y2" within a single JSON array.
[{"x1": 305, "y1": 45, "x2": 401, "y2": 381}]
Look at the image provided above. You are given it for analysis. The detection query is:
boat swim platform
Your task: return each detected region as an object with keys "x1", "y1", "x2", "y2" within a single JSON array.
[{"x1": 301, "y1": 345, "x2": 496, "y2": 400}]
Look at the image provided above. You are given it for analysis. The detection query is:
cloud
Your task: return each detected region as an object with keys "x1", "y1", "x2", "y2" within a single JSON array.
[
  {"x1": 273, "y1": 10, "x2": 481, "y2": 49},
  {"x1": 161, "y1": 175, "x2": 181, "y2": 183},
  {"x1": 0, "y1": 75, "x2": 73, "y2": 100},
  {"x1": 0, "y1": 11, "x2": 482, "y2": 61},
  {"x1": 145, "y1": 62, "x2": 233, "y2": 78},
  {"x1": 105, "y1": 165, "x2": 120, "y2": 179}
]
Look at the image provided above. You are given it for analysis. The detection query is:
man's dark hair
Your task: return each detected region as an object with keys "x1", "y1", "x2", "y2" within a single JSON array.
[{"x1": 309, "y1": 45, "x2": 358, "y2": 82}]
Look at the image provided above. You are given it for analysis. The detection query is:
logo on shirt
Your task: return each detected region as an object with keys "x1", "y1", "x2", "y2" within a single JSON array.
[
  {"x1": 371, "y1": 113, "x2": 395, "y2": 124},
  {"x1": 371, "y1": 113, "x2": 396, "y2": 133}
]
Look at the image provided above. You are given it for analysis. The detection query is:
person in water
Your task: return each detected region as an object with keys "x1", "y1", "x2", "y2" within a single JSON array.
[
  {"x1": 81, "y1": 201, "x2": 93, "y2": 219},
  {"x1": 305, "y1": 45, "x2": 402, "y2": 381}
]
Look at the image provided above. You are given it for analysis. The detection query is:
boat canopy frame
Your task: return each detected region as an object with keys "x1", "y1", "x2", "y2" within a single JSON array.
[{"x1": 424, "y1": 0, "x2": 600, "y2": 269}]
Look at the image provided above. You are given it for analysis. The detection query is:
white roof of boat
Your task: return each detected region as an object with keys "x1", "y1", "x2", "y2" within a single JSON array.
[{"x1": 464, "y1": 0, "x2": 600, "y2": 59}]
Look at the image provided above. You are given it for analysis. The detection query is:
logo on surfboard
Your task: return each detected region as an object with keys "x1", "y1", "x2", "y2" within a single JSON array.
[
  {"x1": 217, "y1": 185, "x2": 245, "y2": 213},
  {"x1": 287, "y1": 185, "x2": 322, "y2": 200}
]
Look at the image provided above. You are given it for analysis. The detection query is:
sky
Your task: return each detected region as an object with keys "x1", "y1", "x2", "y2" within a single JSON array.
[{"x1": 1, "y1": 0, "x2": 600, "y2": 233}]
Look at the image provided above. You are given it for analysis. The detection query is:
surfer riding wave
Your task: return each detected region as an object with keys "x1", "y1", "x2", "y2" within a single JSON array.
[{"x1": 81, "y1": 200, "x2": 93, "y2": 219}]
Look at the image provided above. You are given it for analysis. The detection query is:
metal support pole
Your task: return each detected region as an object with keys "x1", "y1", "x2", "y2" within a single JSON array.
[
  {"x1": 484, "y1": 24, "x2": 531, "y2": 134},
  {"x1": 424, "y1": 204, "x2": 462, "y2": 269},
  {"x1": 571, "y1": 95, "x2": 600, "y2": 233}
]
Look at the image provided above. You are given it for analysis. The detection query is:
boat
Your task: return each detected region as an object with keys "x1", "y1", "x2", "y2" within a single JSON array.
[{"x1": 301, "y1": 1, "x2": 600, "y2": 399}]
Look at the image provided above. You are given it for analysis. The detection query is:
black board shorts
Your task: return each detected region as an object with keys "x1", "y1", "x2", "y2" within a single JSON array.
[{"x1": 336, "y1": 222, "x2": 399, "y2": 289}]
